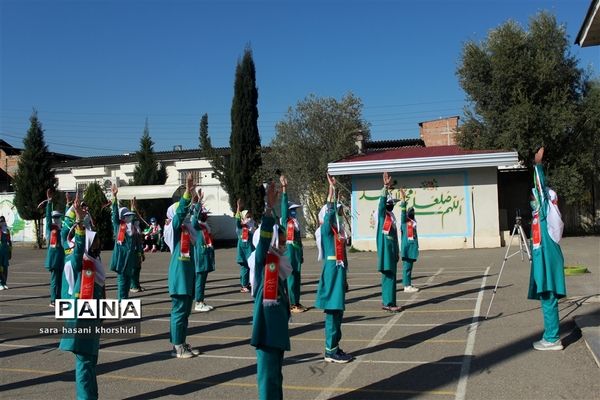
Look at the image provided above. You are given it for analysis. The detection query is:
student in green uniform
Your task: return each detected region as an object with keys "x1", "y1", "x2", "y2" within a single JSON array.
[
  {"x1": 315, "y1": 174, "x2": 353, "y2": 363},
  {"x1": 59, "y1": 194, "x2": 106, "y2": 400},
  {"x1": 129, "y1": 198, "x2": 145, "y2": 293},
  {"x1": 528, "y1": 147, "x2": 566, "y2": 351},
  {"x1": 279, "y1": 174, "x2": 307, "y2": 313},
  {"x1": 191, "y1": 191, "x2": 215, "y2": 312},
  {"x1": 251, "y1": 180, "x2": 292, "y2": 400},
  {"x1": 0, "y1": 215, "x2": 12, "y2": 290},
  {"x1": 399, "y1": 188, "x2": 419, "y2": 293},
  {"x1": 44, "y1": 188, "x2": 64, "y2": 307},
  {"x1": 109, "y1": 185, "x2": 138, "y2": 300},
  {"x1": 165, "y1": 173, "x2": 200, "y2": 358},
  {"x1": 377, "y1": 172, "x2": 402, "y2": 312},
  {"x1": 235, "y1": 199, "x2": 255, "y2": 292}
]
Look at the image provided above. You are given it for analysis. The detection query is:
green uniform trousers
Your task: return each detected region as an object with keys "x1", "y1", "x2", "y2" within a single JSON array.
[
  {"x1": 402, "y1": 260, "x2": 414, "y2": 287},
  {"x1": 170, "y1": 295, "x2": 193, "y2": 345},
  {"x1": 0, "y1": 265, "x2": 8, "y2": 286},
  {"x1": 130, "y1": 265, "x2": 141, "y2": 290},
  {"x1": 195, "y1": 272, "x2": 208, "y2": 302},
  {"x1": 256, "y1": 346, "x2": 284, "y2": 400},
  {"x1": 540, "y1": 292, "x2": 560, "y2": 342},
  {"x1": 49, "y1": 269, "x2": 62, "y2": 302},
  {"x1": 117, "y1": 273, "x2": 131, "y2": 300},
  {"x1": 240, "y1": 263, "x2": 250, "y2": 287},
  {"x1": 287, "y1": 269, "x2": 301, "y2": 305},
  {"x1": 325, "y1": 310, "x2": 343, "y2": 355},
  {"x1": 381, "y1": 270, "x2": 397, "y2": 306},
  {"x1": 75, "y1": 353, "x2": 98, "y2": 400}
]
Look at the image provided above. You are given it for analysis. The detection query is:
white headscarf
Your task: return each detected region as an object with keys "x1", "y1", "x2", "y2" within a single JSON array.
[{"x1": 163, "y1": 202, "x2": 197, "y2": 253}]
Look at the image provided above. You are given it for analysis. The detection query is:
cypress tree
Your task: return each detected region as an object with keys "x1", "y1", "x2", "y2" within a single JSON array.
[
  {"x1": 199, "y1": 113, "x2": 212, "y2": 152},
  {"x1": 13, "y1": 110, "x2": 56, "y2": 248},
  {"x1": 229, "y1": 46, "x2": 263, "y2": 217},
  {"x1": 83, "y1": 182, "x2": 113, "y2": 250},
  {"x1": 132, "y1": 120, "x2": 168, "y2": 224}
]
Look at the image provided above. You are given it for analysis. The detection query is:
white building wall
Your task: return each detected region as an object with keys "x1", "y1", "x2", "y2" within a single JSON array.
[{"x1": 350, "y1": 167, "x2": 501, "y2": 251}]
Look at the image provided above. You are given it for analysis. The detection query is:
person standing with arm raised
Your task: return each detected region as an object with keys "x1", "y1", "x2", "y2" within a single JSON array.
[
  {"x1": 377, "y1": 172, "x2": 402, "y2": 312},
  {"x1": 528, "y1": 147, "x2": 566, "y2": 351},
  {"x1": 191, "y1": 189, "x2": 215, "y2": 313},
  {"x1": 109, "y1": 184, "x2": 137, "y2": 300},
  {"x1": 235, "y1": 199, "x2": 255, "y2": 293},
  {"x1": 400, "y1": 187, "x2": 420, "y2": 293},
  {"x1": 315, "y1": 174, "x2": 353, "y2": 363},
  {"x1": 279, "y1": 174, "x2": 307, "y2": 313},
  {"x1": 165, "y1": 173, "x2": 200, "y2": 358},
  {"x1": 44, "y1": 188, "x2": 64, "y2": 306},
  {"x1": 251, "y1": 179, "x2": 292, "y2": 400}
]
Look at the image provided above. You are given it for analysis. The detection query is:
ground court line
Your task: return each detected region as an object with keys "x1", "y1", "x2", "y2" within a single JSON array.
[
  {"x1": 0, "y1": 366, "x2": 456, "y2": 396},
  {"x1": 0, "y1": 343, "x2": 463, "y2": 366},
  {"x1": 454, "y1": 265, "x2": 490, "y2": 400},
  {"x1": 314, "y1": 267, "x2": 445, "y2": 400}
]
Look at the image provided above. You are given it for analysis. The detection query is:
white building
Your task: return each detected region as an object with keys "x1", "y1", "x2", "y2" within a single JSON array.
[{"x1": 53, "y1": 148, "x2": 237, "y2": 240}]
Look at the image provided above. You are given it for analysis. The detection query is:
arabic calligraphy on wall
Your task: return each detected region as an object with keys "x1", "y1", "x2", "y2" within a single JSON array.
[{"x1": 354, "y1": 171, "x2": 472, "y2": 239}]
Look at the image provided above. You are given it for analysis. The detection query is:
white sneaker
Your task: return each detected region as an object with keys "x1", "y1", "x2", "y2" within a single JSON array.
[
  {"x1": 0, "y1": 285, "x2": 4, "y2": 291},
  {"x1": 184, "y1": 343, "x2": 200, "y2": 356},
  {"x1": 404, "y1": 286, "x2": 419, "y2": 293},
  {"x1": 3, "y1": 285, "x2": 7, "y2": 290},
  {"x1": 171, "y1": 344, "x2": 194, "y2": 358},
  {"x1": 195, "y1": 302, "x2": 213, "y2": 312},
  {"x1": 533, "y1": 339, "x2": 563, "y2": 351}
]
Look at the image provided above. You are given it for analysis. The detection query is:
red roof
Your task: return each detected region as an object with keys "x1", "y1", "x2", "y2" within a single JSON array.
[{"x1": 337, "y1": 145, "x2": 507, "y2": 163}]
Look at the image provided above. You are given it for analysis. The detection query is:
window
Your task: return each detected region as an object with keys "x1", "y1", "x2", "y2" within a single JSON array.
[{"x1": 179, "y1": 170, "x2": 202, "y2": 185}]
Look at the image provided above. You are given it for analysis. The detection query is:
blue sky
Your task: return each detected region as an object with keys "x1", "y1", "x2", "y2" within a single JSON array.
[{"x1": 1, "y1": 0, "x2": 598, "y2": 157}]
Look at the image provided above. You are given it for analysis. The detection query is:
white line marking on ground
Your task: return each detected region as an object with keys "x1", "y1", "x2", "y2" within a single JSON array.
[
  {"x1": 454, "y1": 265, "x2": 490, "y2": 400},
  {"x1": 314, "y1": 267, "x2": 445, "y2": 400}
]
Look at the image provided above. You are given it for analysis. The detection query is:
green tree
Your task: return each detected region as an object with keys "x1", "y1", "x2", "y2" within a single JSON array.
[
  {"x1": 199, "y1": 113, "x2": 212, "y2": 152},
  {"x1": 13, "y1": 110, "x2": 56, "y2": 248},
  {"x1": 264, "y1": 93, "x2": 370, "y2": 233},
  {"x1": 456, "y1": 11, "x2": 594, "y2": 205},
  {"x1": 83, "y1": 182, "x2": 113, "y2": 250},
  {"x1": 132, "y1": 120, "x2": 169, "y2": 224},
  {"x1": 206, "y1": 46, "x2": 263, "y2": 217}
]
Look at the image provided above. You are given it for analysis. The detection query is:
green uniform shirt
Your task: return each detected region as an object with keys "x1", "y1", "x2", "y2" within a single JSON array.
[
  {"x1": 109, "y1": 199, "x2": 138, "y2": 275},
  {"x1": 59, "y1": 227, "x2": 103, "y2": 356},
  {"x1": 250, "y1": 214, "x2": 291, "y2": 351},
  {"x1": 400, "y1": 200, "x2": 419, "y2": 261},
  {"x1": 280, "y1": 192, "x2": 303, "y2": 271},
  {"x1": 376, "y1": 188, "x2": 400, "y2": 272},
  {"x1": 236, "y1": 212, "x2": 254, "y2": 264},
  {"x1": 167, "y1": 194, "x2": 195, "y2": 296},
  {"x1": 314, "y1": 202, "x2": 347, "y2": 311},
  {"x1": 527, "y1": 164, "x2": 566, "y2": 300},
  {"x1": 192, "y1": 204, "x2": 215, "y2": 274},
  {"x1": 44, "y1": 202, "x2": 64, "y2": 271}
]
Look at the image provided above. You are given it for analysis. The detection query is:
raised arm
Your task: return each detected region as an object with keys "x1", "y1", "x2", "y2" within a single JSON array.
[
  {"x1": 280, "y1": 175, "x2": 289, "y2": 225},
  {"x1": 111, "y1": 184, "x2": 120, "y2": 233},
  {"x1": 45, "y1": 189, "x2": 53, "y2": 236},
  {"x1": 173, "y1": 173, "x2": 194, "y2": 232}
]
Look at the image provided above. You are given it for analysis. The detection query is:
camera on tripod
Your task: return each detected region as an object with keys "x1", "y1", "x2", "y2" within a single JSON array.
[{"x1": 515, "y1": 208, "x2": 522, "y2": 225}]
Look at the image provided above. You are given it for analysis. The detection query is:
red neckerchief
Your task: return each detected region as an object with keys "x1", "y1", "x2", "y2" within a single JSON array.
[
  {"x1": 331, "y1": 226, "x2": 345, "y2": 266},
  {"x1": 382, "y1": 212, "x2": 394, "y2": 235},
  {"x1": 241, "y1": 225, "x2": 249, "y2": 242},
  {"x1": 286, "y1": 218, "x2": 296, "y2": 244},
  {"x1": 263, "y1": 251, "x2": 280, "y2": 304},
  {"x1": 180, "y1": 225, "x2": 191, "y2": 259},
  {"x1": 50, "y1": 225, "x2": 59, "y2": 248},
  {"x1": 80, "y1": 256, "x2": 95, "y2": 300},
  {"x1": 532, "y1": 211, "x2": 541, "y2": 249},
  {"x1": 407, "y1": 220, "x2": 415, "y2": 241},
  {"x1": 200, "y1": 224, "x2": 213, "y2": 247},
  {"x1": 117, "y1": 221, "x2": 127, "y2": 245}
]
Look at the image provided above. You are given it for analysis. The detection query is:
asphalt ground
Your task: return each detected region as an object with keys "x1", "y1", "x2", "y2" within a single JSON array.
[{"x1": 0, "y1": 236, "x2": 598, "y2": 400}]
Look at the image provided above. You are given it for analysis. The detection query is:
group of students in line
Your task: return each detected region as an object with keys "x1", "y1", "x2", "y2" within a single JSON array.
[{"x1": 34, "y1": 145, "x2": 565, "y2": 400}]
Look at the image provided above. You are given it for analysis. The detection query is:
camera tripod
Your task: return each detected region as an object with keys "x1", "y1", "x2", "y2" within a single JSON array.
[{"x1": 484, "y1": 216, "x2": 532, "y2": 320}]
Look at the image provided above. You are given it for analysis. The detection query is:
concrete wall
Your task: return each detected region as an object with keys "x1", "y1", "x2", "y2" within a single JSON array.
[
  {"x1": 350, "y1": 167, "x2": 501, "y2": 251},
  {"x1": 0, "y1": 193, "x2": 37, "y2": 243}
]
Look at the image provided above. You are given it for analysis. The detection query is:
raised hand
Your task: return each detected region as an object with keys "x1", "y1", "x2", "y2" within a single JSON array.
[
  {"x1": 236, "y1": 199, "x2": 242, "y2": 213},
  {"x1": 111, "y1": 183, "x2": 118, "y2": 197},
  {"x1": 279, "y1": 174, "x2": 288, "y2": 193},
  {"x1": 327, "y1": 173, "x2": 336, "y2": 187},
  {"x1": 73, "y1": 193, "x2": 85, "y2": 222},
  {"x1": 399, "y1": 188, "x2": 406, "y2": 201},
  {"x1": 131, "y1": 197, "x2": 137, "y2": 211},
  {"x1": 534, "y1": 147, "x2": 544, "y2": 164},
  {"x1": 266, "y1": 181, "x2": 278, "y2": 209},
  {"x1": 185, "y1": 173, "x2": 195, "y2": 194},
  {"x1": 383, "y1": 172, "x2": 392, "y2": 188}
]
